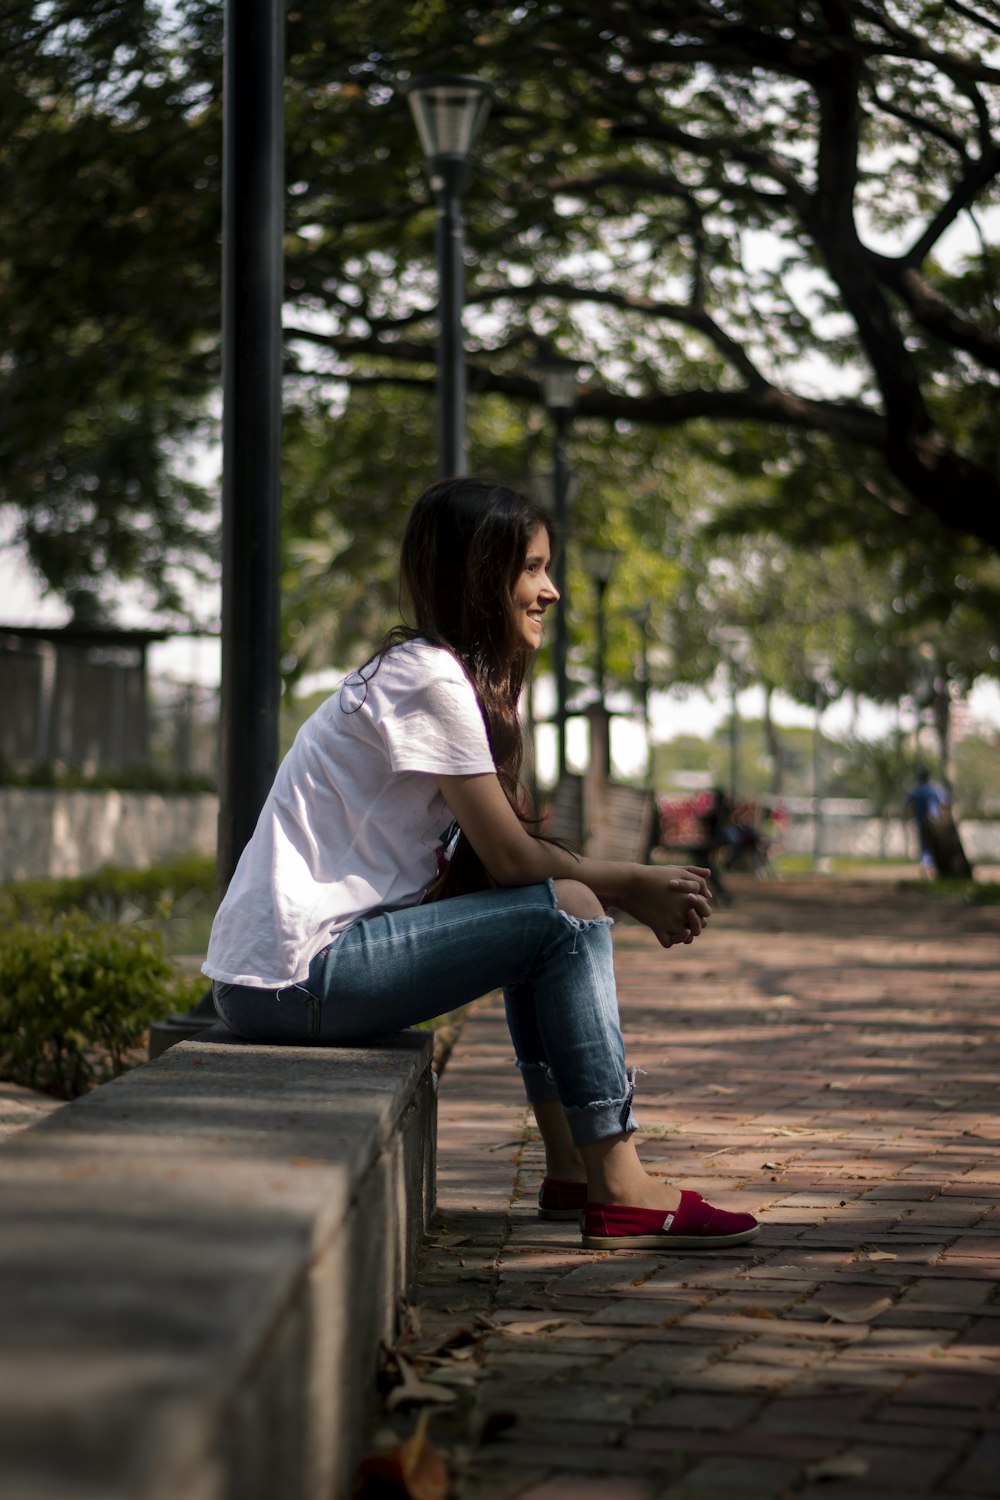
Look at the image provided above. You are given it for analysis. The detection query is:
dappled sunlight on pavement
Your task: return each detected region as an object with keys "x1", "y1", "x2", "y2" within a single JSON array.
[{"x1": 365, "y1": 877, "x2": 999, "y2": 1499}]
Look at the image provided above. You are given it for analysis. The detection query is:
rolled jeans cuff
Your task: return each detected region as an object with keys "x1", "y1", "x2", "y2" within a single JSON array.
[
  {"x1": 563, "y1": 1094, "x2": 640, "y2": 1148},
  {"x1": 518, "y1": 1060, "x2": 639, "y2": 1144},
  {"x1": 516, "y1": 1060, "x2": 562, "y2": 1105}
]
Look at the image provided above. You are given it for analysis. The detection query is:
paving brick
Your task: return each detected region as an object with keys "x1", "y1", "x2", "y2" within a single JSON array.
[
  {"x1": 516, "y1": 1478, "x2": 658, "y2": 1500},
  {"x1": 365, "y1": 879, "x2": 1000, "y2": 1499},
  {"x1": 655, "y1": 1452, "x2": 805, "y2": 1497},
  {"x1": 634, "y1": 1392, "x2": 764, "y2": 1431}
]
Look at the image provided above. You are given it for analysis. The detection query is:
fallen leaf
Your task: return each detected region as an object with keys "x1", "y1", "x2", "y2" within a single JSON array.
[
  {"x1": 857, "y1": 1249, "x2": 896, "y2": 1262},
  {"x1": 422, "y1": 1367, "x2": 479, "y2": 1388},
  {"x1": 761, "y1": 1161, "x2": 779, "y2": 1171},
  {"x1": 386, "y1": 1354, "x2": 458, "y2": 1411},
  {"x1": 706, "y1": 1084, "x2": 735, "y2": 1095},
  {"x1": 356, "y1": 1410, "x2": 450, "y2": 1498},
  {"x1": 499, "y1": 1317, "x2": 581, "y2": 1338},
  {"x1": 818, "y1": 1297, "x2": 893, "y2": 1324}
]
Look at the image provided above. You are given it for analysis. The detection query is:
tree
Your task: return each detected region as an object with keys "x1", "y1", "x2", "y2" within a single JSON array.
[
  {"x1": 4, "y1": 1, "x2": 1000, "y2": 617},
  {"x1": 0, "y1": 1, "x2": 223, "y2": 618},
  {"x1": 280, "y1": 0, "x2": 1000, "y2": 549}
]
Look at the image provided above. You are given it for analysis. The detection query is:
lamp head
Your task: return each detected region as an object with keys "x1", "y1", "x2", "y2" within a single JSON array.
[{"x1": 401, "y1": 75, "x2": 495, "y2": 192}]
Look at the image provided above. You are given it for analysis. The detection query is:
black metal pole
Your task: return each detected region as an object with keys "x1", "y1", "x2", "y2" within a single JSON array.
[
  {"x1": 551, "y1": 408, "x2": 571, "y2": 779},
  {"x1": 813, "y1": 692, "x2": 824, "y2": 867},
  {"x1": 596, "y1": 576, "x2": 611, "y2": 774},
  {"x1": 148, "y1": 0, "x2": 285, "y2": 1056},
  {"x1": 219, "y1": 0, "x2": 285, "y2": 887},
  {"x1": 729, "y1": 665, "x2": 739, "y2": 803},
  {"x1": 434, "y1": 166, "x2": 467, "y2": 477}
]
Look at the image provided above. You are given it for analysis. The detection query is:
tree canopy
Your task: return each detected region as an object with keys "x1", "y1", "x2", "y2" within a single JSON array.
[
  {"x1": 2, "y1": 0, "x2": 1000, "y2": 621},
  {"x1": 284, "y1": 0, "x2": 1000, "y2": 551}
]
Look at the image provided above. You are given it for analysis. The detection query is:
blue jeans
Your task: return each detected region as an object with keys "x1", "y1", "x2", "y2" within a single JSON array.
[{"x1": 211, "y1": 879, "x2": 638, "y2": 1147}]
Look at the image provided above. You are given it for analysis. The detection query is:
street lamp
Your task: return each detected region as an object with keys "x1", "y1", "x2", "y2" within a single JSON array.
[
  {"x1": 626, "y1": 605, "x2": 653, "y2": 782},
  {"x1": 717, "y1": 626, "x2": 752, "y2": 803},
  {"x1": 806, "y1": 650, "x2": 834, "y2": 870},
  {"x1": 402, "y1": 75, "x2": 494, "y2": 478},
  {"x1": 583, "y1": 545, "x2": 620, "y2": 778},
  {"x1": 535, "y1": 348, "x2": 588, "y2": 779}
]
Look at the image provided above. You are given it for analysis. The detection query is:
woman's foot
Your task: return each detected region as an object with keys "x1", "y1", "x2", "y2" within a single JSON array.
[
  {"x1": 537, "y1": 1176, "x2": 588, "y2": 1220},
  {"x1": 581, "y1": 1190, "x2": 759, "y2": 1250}
]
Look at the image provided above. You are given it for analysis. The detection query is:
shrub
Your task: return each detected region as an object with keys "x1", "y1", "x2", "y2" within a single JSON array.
[
  {"x1": 0, "y1": 915, "x2": 205, "y2": 1099},
  {"x1": 0, "y1": 855, "x2": 217, "y2": 925}
]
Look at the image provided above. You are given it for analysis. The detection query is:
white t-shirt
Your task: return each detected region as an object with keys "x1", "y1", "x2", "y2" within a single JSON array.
[{"x1": 203, "y1": 640, "x2": 497, "y2": 987}]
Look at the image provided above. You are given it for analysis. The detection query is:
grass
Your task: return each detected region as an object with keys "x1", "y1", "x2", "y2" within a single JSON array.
[
  {"x1": 771, "y1": 854, "x2": 912, "y2": 875},
  {"x1": 896, "y1": 878, "x2": 1000, "y2": 906}
]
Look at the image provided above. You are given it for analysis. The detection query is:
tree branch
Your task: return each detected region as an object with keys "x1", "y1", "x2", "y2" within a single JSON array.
[
  {"x1": 874, "y1": 260, "x2": 1000, "y2": 373},
  {"x1": 610, "y1": 118, "x2": 811, "y2": 213},
  {"x1": 853, "y1": 2, "x2": 1000, "y2": 86},
  {"x1": 464, "y1": 278, "x2": 770, "y2": 389},
  {"x1": 943, "y1": 0, "x2": 1000, "y2": 41},
  {"x1": 902, "y1": 145, "x2": 1000, "y2": 268}
]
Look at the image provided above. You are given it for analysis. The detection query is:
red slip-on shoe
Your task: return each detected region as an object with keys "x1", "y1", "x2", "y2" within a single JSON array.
[
  {"x1": 581, "y1": 1190, "x2": 759, "y2": 1250},
  {"x1": 538, "y1": 1177, "x2": 589, "y2": 1221}
]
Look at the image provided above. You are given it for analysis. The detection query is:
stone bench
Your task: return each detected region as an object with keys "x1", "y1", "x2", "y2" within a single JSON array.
[{"x1": 0, "y1": 1024, "x2": 436, "y2": 1500}]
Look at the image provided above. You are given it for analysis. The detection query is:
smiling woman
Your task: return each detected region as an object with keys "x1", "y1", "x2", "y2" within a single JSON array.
[
  {"x1": 510, "y1": 525, "x2": 560, "y2": 651},
  {"x1": 201, "y1": 476, "x2": 757, "y2": 1253}
]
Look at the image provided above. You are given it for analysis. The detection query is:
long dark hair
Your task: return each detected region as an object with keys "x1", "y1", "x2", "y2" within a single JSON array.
[{"x1": 373, "y1": 477, "x2": 556, "y2": 896}]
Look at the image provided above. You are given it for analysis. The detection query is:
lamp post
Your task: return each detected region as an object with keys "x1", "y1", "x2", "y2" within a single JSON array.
[
  {"x1": 583, "y1": 546, "x2": 620, "y2": 779},
  {"x1": 806, "y1": 650, "x2": 834, "y2": 870},
  {"x1": 718, "y1": 626, "x2": 751, "y2": 803},
  {"x1": 535, "y1": 350, "x2": 586, "y2": 780},
  {"x1": 403, "y1": 75, "x2": 494, "y2": 477},
  {"x1": 626, "y1": 605, "x2": 653, "y2": 782},
  {"x1": 150, "y1": 0, "x2": 285, "y2": 1056}
]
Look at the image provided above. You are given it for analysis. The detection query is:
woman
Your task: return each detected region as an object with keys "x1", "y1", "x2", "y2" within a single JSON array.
[{"x1": 204, "y1": 478, "x2": 759, "y2": 1251}]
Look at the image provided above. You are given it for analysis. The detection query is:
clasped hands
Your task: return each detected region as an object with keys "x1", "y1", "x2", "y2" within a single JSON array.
[{"x1": 625, "y1": 864, "x2": 714, "y2": 949}]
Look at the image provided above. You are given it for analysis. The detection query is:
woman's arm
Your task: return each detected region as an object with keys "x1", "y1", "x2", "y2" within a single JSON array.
[{"x1": 437, "y1": 772, "x2": 712, "y2": 948}]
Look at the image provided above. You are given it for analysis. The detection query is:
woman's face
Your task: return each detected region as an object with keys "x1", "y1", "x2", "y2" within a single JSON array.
[{"x1": 510, "y1": 525, "x2": 559, "y2": 652}]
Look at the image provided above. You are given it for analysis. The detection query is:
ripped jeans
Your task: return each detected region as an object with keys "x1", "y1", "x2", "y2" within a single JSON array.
[{"x1": 211, "y1": 879, "x2": 637, "y2": 1147}]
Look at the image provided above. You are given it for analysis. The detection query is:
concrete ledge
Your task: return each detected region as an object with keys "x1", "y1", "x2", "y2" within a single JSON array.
[{"x1": 0, "y1": 1025, "x2": 436, "y2": 1500}]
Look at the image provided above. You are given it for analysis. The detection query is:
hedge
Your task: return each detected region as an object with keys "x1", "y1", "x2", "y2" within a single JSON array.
[
  {"x1": 0, "y1": 854, "x2": 217, "y2": 925},
  {"x1": 0, "y1": 914, "x2": 205, "y2": 1099}
]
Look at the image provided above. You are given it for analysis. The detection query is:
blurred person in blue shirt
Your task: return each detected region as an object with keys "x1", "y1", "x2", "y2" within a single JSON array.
[{"x1": 906, "y1": 767, "x2": 949, "y2": 877}]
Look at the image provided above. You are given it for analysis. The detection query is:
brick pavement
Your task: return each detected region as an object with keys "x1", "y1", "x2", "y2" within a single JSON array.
[{"x1": 365, "y1": 876, "x2": 1000, "y2": 1499}]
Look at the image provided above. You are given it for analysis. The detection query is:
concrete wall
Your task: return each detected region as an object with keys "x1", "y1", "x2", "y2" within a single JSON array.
[
  {"x1": 0, "y1": 1027, "x2": 436, "y2": 1500},
  {"x1": 0, "y1": 789, "x2": 217, "y2": 881},
  {"x1": 3, "y1": 788, "x2": 997, "y2": 885},
  {"x1": 772, "y1": 800, "x2": 1000, "y2": 862}
]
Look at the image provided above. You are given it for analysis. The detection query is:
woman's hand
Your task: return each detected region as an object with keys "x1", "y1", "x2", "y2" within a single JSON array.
[
  {"x1": 620, "y1": 865, "x2": 713, "y2": 949},
  {"x1": 435, "y1": 774, "x2": 714, "y2": 948}
]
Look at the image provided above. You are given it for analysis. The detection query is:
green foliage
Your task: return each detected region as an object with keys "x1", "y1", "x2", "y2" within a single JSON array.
[
  {"x1": 0, "y1": 914, "x2": 204, "y2": 1098},
  {"x1": 0, "y1": 0, "x2": 222, "y2": 618},
  {"x1": 897, "y1": 879, "x2": 1000, "y2": 906},
  {"x1": 5, "y1": 0, "x2": 1000, "y2": 628},
  {"x1": 834, "y1": 736, "x2": 922, "y2": 815},
  {"x1": 0, "y1": 762, "x2": 216, "y2": 793},
  {"x1": 0, "y1": 855, "x2": 217, "y2": 926},
  {"x1": 954, "y1": 730, "x2": 1000, "y2": 818}
]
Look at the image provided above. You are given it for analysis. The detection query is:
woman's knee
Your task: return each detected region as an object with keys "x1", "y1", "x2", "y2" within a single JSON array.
[{"x1": 551, "y1": 879, "x2": 605, "y2": 921}]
